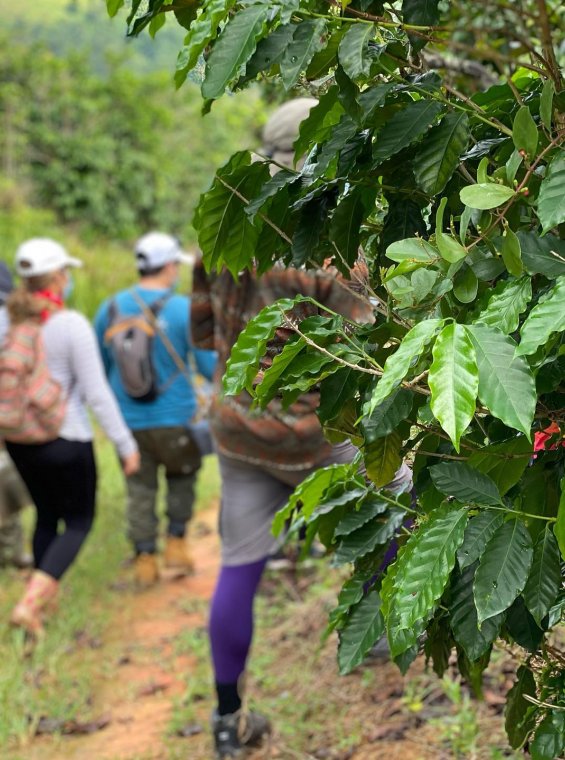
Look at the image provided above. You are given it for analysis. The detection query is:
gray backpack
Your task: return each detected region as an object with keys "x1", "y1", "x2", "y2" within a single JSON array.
[{"x1": 104, "y1": 292, "x2": 171, "y2": 403}]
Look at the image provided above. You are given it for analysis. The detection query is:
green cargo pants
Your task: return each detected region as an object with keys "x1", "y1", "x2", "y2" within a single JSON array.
[{"x1": 127, "y1": 426, "x2": 202, "y2": 552}]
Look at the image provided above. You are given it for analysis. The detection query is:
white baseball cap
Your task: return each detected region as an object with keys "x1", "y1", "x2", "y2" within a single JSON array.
[
  {"x1": 134, "y1": 232, "x2": 194, "y2": 270},
  {"x1": 15, "y1": 238, "x2": 83, "y2": 278}
]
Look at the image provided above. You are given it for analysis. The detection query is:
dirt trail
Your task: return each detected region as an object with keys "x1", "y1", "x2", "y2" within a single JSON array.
[{"x1": 20, "y1": 504, "x2": 512, "y2": 760}]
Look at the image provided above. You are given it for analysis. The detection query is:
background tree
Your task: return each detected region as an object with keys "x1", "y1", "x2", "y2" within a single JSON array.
[{"x1": 111, "y1": 0, "x2": 565, "y2": 754}]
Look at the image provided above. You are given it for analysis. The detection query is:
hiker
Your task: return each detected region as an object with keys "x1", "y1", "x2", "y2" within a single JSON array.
[
  {"x1": 94, "y1": 232, "x2": 216, "y2": 587},
  {"x1": 190, "y1": 99, "x2": 413, "y2": 759},
  {"x1": 3, "y1": 238, "x2": 139, "y2": 636},
  {"x1": 0, "y1": 263, "x2": 32, "y2": 569}
]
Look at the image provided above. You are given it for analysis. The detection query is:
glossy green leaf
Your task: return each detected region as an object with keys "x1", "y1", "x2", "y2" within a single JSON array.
[
  {"x1": 430, "y1": 462, "x2": 503, "y2": 506},
  {"x1": 402, "y1": 0, "x2": 440, "y2": 52},
  {"x1": 500, "y1": 228, "x2": 523, "y2": 277},
  {"x1": 475, "y1": 276, "x2": 532, "y2": 334},
  {"x1": 554, "y1": 478, "x2": 565, "y2": 561},
  {"x1": 512, "y1": 105, "x2": 538, "y2": 159},
  {"x1": 540, "y1": 79, "x2": 555, "y2": 130},
  {"x1": 334, "y1": 495, "x2": 389, "y2": 538},
  {"x1": 450, "y1": 563, "x2": 504, "y2": 660},
  {"x1": 517, "y1": 276, "x2": 565, "y2": 355},
  {"x1": 334, "y1": 508, "x2": 406, "y2": 565},
  {"x1": 519, "y1": 232, "x2": 565, "y2": 279},
  {"x1": 435, "y1": 197, "x2": 467, "y2": 263},
  {"x1": 330, "y1": 186, "x2": 375, "y2": 268},
  {"x1": 457, "y1": 511, "x2": 504, "y2": 568},
  {"x1": 365, "y1": 319, "x2": 443, "y2": 414},
  {"x1": 245, "y1": 169, "x2": 297, "y2": 220},
  {"x1": 460, "y1": 183, "x2": 515, "y2": 210},
  {"x1": 385, "y1": 237, "x2": 438, "y2": 263},
  {"x1": 522, "y1": 526, "x2": 561, "y2": 626},
  {"x1": 395, "y1": 504, "x2": 468, "y2": 629},
  {"x1": 505, "y1": 665, "x2": 538, "y2": 750},
  {"x1": 364, "y1": 430, "x2": 403, "y2": 487},
  {"x1": 373, "y1": 100, "x2": 443, "y2": 164},
  {"x1": 414, "y1": 112, "x2": 470, "y2": 195},
  {"x1": 254, "y1": 337, "x2": 306, "y2": 407},
  {"x1": 294, "y1": 86, "x2": 344, "y2": 160},
  {"x1": 273, "y1": 461, "x2": 354, "y2": 535},
  {"x1": 468, "y1": 436, "x2": 532, "y2": 496},
  {"x1": 241, "y1": 24, "x2": 296, "y2": 83},
  {"x1": 530, "y1": 712, "x2": 565, "y2": 760},
  {"x1": 338, "y1": 592, "x2": 385, "y2": 674},
  {"x1": 429, "y1": 323, "x2": 478, "y2": 451},
  {"x1": 537, "y1": 154, "x2": 565, "y2": 234},
  {"x1": 362, "y1": 389, "x2": 413, "y2": 441},
  {"x1": 223, "y1": 296, "x2": 304, "y2": 396},
  {"x1": 338, "y1": 22, "x2": 374, "y2": 81},
  {"x1": 473, "y1": 519, "x2": 533, "y2": 624},
  {"x1": 467, "y1": 323, "x2": 535, "y2": 437},
  {"x1": 453, "y1": 265, "x2": 478, "y2": 303},
  {"x1": 281, "y1": 19, "x2": 328, "y2": 89}
]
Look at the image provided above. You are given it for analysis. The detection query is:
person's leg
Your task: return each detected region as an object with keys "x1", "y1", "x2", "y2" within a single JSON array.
[{"x1": 126, "y1": 431, "x2": 160, "y2": 584}]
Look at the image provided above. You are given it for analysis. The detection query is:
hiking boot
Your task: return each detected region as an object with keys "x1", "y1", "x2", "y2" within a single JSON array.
[
  {"x1": 212, "y1": 710, "x2": 271, "y2": 759},
  {"x1": 163, "y1": 536, "x2": 194, "y2": 573},
  {"x1": 134, "y1": 552, "x2": 159, "y2": 587},
  {"x1": 10, "y1": 570, "x2": 59, "y2": 637}
]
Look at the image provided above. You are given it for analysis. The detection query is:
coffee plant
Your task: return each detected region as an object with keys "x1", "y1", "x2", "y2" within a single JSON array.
[{"x1": 110, "y1": 0, "x2": 565, "y2": 754}]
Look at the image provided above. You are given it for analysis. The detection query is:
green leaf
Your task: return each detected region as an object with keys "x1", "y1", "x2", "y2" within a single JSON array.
[
  {"x1": 148, "y1": 12, "x2": 166, "y2": 37},
  {"x1": 453, "y1": 265, "x2": 478, "y2": 303},
  {"x1": 554, "y1": 478, "x2": 565, "y2": 561},
  {"x1": 241, "y1": 24, "x2": 296, "y2": 83},
  {"x1": 195, "y1": 154, "x2": 269, "y2": 275},
  {"x1": 334, "y1": 508, "x2": 406, "y2": 565},
  {"x1": 402, "y1": 0, "x2": 440, "y2": 52},
  {"x1": 175, "y1": 0, "x2": 236, "y2": 88},
  {"x1": 435, "y1": 196, "x2": 467, "y2": 263},
  {"x1": 430, "y1": 462, "x2": 503, "y2": 506},
  {"x1": 468, "y1": 437, "x2": 532, "y2": 496},
  {"x1": 414, "y1": 112, "x2": 469, "y2": 195},
  {"x1": 362, "y1": 389, "x2": 413, "y2": 441},
  {"x1": 505, "y1": 665, "x2": 538, "y2": 750},
  {"x1": 450, "y1": 563, "x2": 504, "y2": 660},
  {"x1": 429, "y1": 323, "x2": 478, "y2": 451},
  {"x1": 512, "y1": 105, "x2": 538, "y2": 159},
  {"x1": 530, "y1": 712, "x2": 565, "y2": 760},
  {"x1": 245, "y1": 170, "x2": 297, "y2": 220},
  {"x1": 476, "y1": 276, "x2": 532, "y2": 334},
  {"x1": 338, "y1": 22, "x2": 375, "y2": 81},
  {"x1": 202, "y1": 4, "x2": 270, "y2": 99},
  {"x1": 294, "y1": 86, "x2": 344, "y2": 160},
  {"x1": 364, "y1": 431, "x2": 403, "y2": 487},
  {"x1": 540, "y1": 79, "x2": 555, "y2": 130},
  {"x1": 281, "y1": 19, "x2": 328, "y2": 90},
  {"x1": 460, "y1": 183, "x2": 515, "y2": 210},
  {"x1": 254, "y1": 337, "x2": 306, "y2": 407},
  {"x1": 107, "y1": 0, "x2": 124, "y2": 18},
  {"x1": 272, "y1": 462, "x2": 354, "y2": 535},
  {"x1": 519, "y1": 232, "x2": 565, "y2": 279},
  {"x1": 318, "y1": 367, "x2": 359, "y2": 425},
  {"x1": 334, "y1": 495, "x2": 388, "y2": 538},
  {"x1": 223, "y1": 296, "x2": 304, "y2": 396},
  {"x1": 473, "y1": 519, "x2": 533, "y2": 625},
  {"x1": 365, "y1": 319, "x2": 443, "y2": 413},
  {"x1": 373, "y1": 100, "x2": 443, "y2": 164},
  {"x1": 517, "y1": 276, "x2": 565, "y2": 355},
  {"x1": 522, "y1": 526, "x2": 561, "y2": 626},
  {"x1": 538, "y1": 154, "x2": 565, "y2": 234},
  {"x1": 457, "y1": 511, "x2": 504, "y2": 569},
  {"x1": 500, "y1": 228, "x2": 523, "y2": 277},
  {"x1": 330, "y1": 187, "x2": 375, "y2": 268},
  {"x1": 385, "y1": 237, "x2": 438, "y2": 263},
  {"x1": 338, "y1": 592, "x2": 385, "y2": 674},
  {"x1": 466, "y1": 323, "x2": 536, "y2": 437},
  {"x1": 395, "y1": 504, "x2": 468, "y2": 629}
]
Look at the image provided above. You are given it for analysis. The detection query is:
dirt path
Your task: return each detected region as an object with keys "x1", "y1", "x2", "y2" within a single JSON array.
[{"x1": 20, "y1": 503, "x2": 513, "y2": 760}]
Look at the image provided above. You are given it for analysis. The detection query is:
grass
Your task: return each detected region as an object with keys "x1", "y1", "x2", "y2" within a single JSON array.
[{"x1": 0, "y1": 436, "x2": 220, "y2": 753}]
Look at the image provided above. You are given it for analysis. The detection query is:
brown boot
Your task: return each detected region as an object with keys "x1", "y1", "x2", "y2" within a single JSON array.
[
  {"x1": 163, "y1": 536, "x2": 194, "y2": 573},
  {"x1": 10, "y1": 570, "x2": 59, "y2": 637},
  {"x1": 134, "y1": 552, "x2": 160, "y2": 587}
]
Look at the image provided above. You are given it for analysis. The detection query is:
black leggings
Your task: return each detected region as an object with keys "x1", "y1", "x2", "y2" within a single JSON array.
[{"x1": 6, "y1": 438, "x2": 97, "y2": 580}]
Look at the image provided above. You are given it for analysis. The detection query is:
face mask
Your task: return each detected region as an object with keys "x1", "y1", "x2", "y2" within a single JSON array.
[{"x1": 63, "y1": 272, "x2": 74, "y2": 301}]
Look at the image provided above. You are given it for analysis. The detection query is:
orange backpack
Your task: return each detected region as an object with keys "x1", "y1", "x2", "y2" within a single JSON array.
[{"x1": 0, "y1": 321, "x2": 67, "y2": 443}]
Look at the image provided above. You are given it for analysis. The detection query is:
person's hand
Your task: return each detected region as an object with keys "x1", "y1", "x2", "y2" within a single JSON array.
[{"x1": 122, "y1": 451, "x2": 141, "y2": 476}]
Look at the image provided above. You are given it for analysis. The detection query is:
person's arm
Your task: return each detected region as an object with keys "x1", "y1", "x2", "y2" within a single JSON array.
[
  {"x1": 190, "y1": 257, "x2": 215, "y2": 350},
  {"x1": 68, "y1": 313, "x2": 138, "y2": 460},
  {"x1": 193, "y1": 346, "x2": 217, "y2": 381},
  {"x1": 93, "y1": 300, "x2": 112, "y2": 376}
]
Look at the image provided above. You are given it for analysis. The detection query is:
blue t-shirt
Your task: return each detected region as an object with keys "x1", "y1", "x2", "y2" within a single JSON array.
[{"x1": 94, "y1": 286, "x2": 217, "y2": 431}]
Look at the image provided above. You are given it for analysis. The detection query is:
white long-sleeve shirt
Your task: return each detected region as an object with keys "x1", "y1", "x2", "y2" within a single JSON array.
[{"x1": 41, "y1": 310, "x2": 137, "y2": 457}]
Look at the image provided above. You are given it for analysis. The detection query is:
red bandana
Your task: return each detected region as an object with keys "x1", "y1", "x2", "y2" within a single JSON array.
[{"x1": 33, "y1": 289, "x2": 64, "y2": 323}]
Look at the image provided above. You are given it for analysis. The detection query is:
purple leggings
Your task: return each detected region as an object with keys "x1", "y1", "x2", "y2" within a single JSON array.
[{"x1": 209, "y1": 558, "x2": 267, "y2": 683}]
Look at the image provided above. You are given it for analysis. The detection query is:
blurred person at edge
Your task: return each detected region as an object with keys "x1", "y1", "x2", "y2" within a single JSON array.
[
  {"x1": 191, "y1": 99, "x2": 413, "y2": 759},
  {"x1": 5, "y1": 239, "x2": 139, "y2": 636},
  {"x1": 94, "y1": 233, "x2": 217, "y2": 587}
]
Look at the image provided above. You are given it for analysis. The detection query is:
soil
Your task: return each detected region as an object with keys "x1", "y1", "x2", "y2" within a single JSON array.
[{"x1": 18, "y1": 504, "x2": 516, "y2": 760}]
